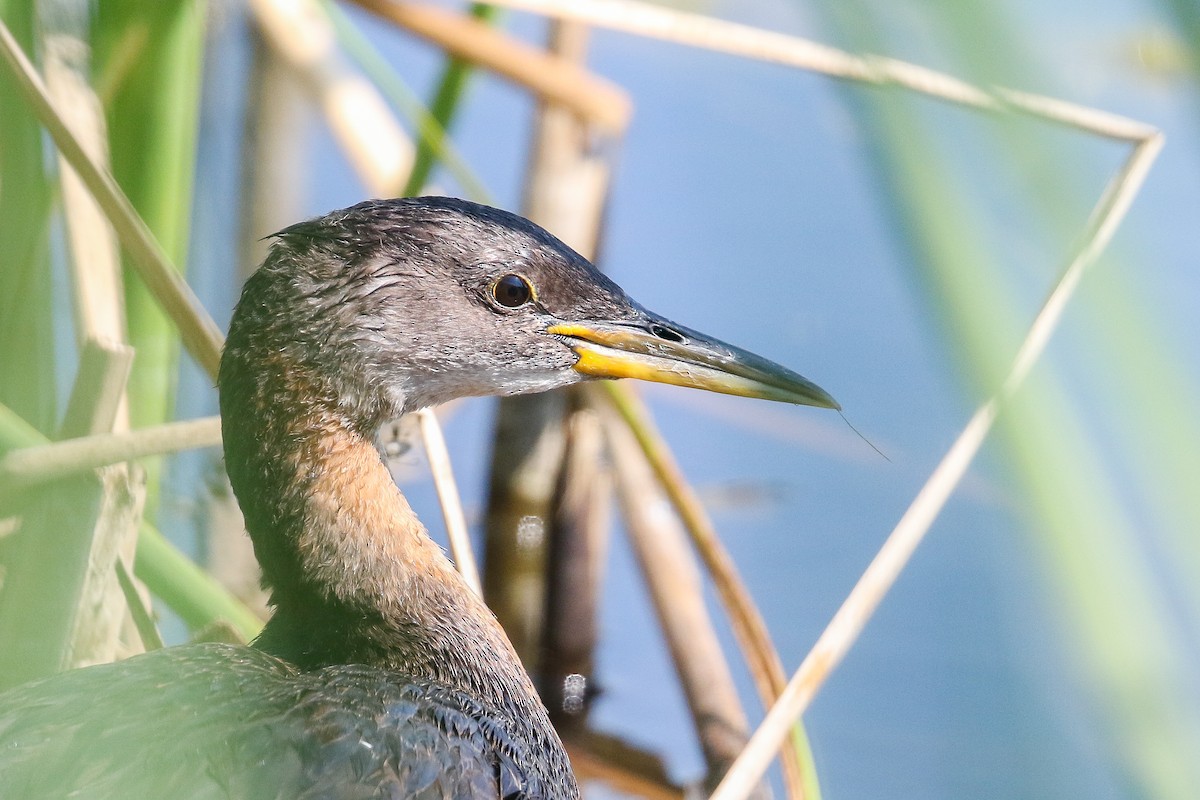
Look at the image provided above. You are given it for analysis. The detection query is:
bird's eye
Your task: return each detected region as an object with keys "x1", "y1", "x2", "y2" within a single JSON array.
[{"x1": 491, "y1": 274, "x2": 533, "y2": 308}]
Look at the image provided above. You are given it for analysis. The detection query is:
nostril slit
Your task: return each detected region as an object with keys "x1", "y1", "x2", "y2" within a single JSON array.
[{"x1": 649, "y1": 324, "x2": 685, "y2": 343}]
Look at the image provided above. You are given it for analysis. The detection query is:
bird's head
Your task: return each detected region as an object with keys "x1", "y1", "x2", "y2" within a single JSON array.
[{"x1": 222, "y1": 196, "x2": 838, "y2": 430}]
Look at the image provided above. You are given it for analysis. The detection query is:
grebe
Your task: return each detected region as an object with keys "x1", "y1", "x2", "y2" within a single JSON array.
[{"x1": 0, "y1": 197, "x2": 837, "y2": 798}]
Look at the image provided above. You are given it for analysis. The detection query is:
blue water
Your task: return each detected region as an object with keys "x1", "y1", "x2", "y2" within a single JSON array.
[{"x1": 165, "y1": 1, "x2": 1200, "y2": 797}]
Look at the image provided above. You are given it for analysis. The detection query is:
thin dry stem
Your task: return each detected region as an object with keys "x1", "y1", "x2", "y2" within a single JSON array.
[
  {"x1": 708, "y1": 134, "x2": 1165, "y2": 800},
  {"x1": 478, "y1": 0, "x2": 1155, "y2": 142},
  {"x1": 416, "y1": 408, "x2": 481, "y2": 598},
  {"x1": 595, "y1": 382, "x2": 807, "y2": 796},
  {"x1": 604, "y1": 406, "x2": 760, "y2": 795},
  {"x1": 542, "y1": 397, "x2": 611, "y2": 733},
  {"x1": 43, "y1": 31, "x2": 127, "y2": 373},
  {"x1": 67, "y1": 465, "x2": 146, "y2": 670},
  {"x1": 115, "y1": 556, "x2": 164, "y2": 651},
  {"x1": 0, "y1": 417, "x2": 222, "y2": 492}
]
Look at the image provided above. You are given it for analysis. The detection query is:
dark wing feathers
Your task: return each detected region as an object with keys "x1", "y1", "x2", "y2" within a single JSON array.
[{"x1": 0, "y1": 643, "x2": 550, "y2": 799}]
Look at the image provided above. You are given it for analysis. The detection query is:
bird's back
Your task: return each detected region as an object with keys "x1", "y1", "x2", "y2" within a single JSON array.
[{"x1": 0, "y1": 643, "x2": 563, "y2": 799}]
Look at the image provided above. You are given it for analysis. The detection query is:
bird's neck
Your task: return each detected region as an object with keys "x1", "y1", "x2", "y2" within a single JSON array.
[{"x1": 223, "y1": 365, "x2": 539, "y2": 715}]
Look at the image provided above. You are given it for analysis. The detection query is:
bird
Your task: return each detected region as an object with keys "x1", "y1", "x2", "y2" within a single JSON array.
[{"x1": 0, "y1": 196, "x2": 839, "y2": 798}]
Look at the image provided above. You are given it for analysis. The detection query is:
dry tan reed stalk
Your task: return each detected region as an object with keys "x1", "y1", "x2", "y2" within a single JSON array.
[
  {"x1": 248, "y1": 0, "x2": 413, "y2": 196},
  {"x1": 603, "y1": 403, "x2": 764, "y2": 796},
  {"x1": 473, "y1": 0, "x2": 1155, "y2": 143},
  {"x1": 43, "y1": 30, "x2": 128, "y2": 425},
  {"x1": 34, "y1": 57, "x2": 136, "y2": 637},
  {"x1": 114, "y1": 556, "x2": 164, "y2": 651},
  {"x1": 415, "y1": 408, "x2": 482, "y2": 597},
  {"x1": 44, "y1": 88, "x2": 148, "y2": 656},
  {"x1": 541, "y1": 395, "x2": 611, "y2": 735},
  {"x1": 62, "y1": 466, "x2": 145, "y2": 668},
  {"x1": 0, "y1": 19, "x2": 224, "y2": 381},
  {"x1": 350, "y1": 0, "x2": 632, "y2": 134},
  {"x1": 53, "y1": 339, "x2": 142, "y2": 664},
  {"x1": 708, "y1": 132, "x2": 1165, "y2": 800},
  {"x1": 0, "y1": 417, "x2": 223, "y2": 493},
  {"x1": 596, "y1": 382, "x2": 809, "y2": 796},
  {"x1": 481, "y1": 390, "x2": 568, "y2": 664}
]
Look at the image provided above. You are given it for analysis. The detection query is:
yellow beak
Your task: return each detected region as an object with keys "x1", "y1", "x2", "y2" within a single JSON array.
[{"x1": 545, "y1": 321, "x2": 839, "y2": 410}]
